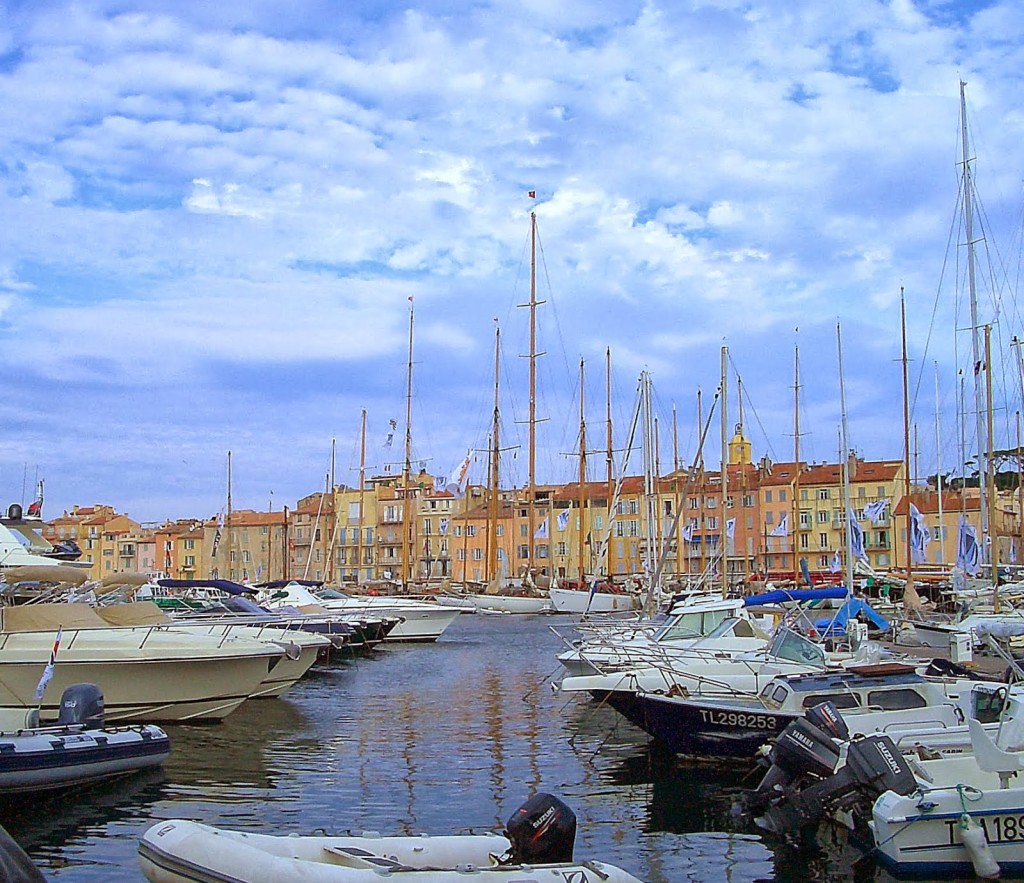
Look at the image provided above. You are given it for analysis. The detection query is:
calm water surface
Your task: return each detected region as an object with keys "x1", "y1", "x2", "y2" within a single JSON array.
[{"x1": 1, "y1": 614, "x2": 916, "y2": 881}]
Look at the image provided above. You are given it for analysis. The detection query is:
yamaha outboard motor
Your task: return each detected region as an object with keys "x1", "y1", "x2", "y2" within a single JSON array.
[
  {"x1": 56, "y1": 684, "x2": 105, "y2": 729},
  {"x1": 747, "y1": 702, "x2": 848, "y2": 815},
  {"x1": 504, "y1": 793, "x2": 576, "y2": 864}
]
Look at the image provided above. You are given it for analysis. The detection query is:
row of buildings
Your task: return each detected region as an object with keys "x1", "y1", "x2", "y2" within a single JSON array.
[{"x1": 40, "y1": 429, "x2": 1017, "y2": 588}]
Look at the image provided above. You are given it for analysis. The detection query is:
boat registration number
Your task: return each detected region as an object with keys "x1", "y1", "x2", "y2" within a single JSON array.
[
  {"x1": 946, "y1": 815, "x2": 1024, "y2": 844},
  {"x1": 697, "y1": 709, "x2": 777, "y2": 730}
]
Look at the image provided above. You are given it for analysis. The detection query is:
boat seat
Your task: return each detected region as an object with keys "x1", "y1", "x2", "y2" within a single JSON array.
[
  {"x1": 321, "y1": 845, "x2": 413, "y2": 870},
  {"x1": 968, "y1": 718, "x2": 1024, "y2": 789}
]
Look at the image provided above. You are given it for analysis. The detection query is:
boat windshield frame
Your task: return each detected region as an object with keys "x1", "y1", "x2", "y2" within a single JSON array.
[{"x1": 768, "y1": 628, "x2": 826, "y2": 668}]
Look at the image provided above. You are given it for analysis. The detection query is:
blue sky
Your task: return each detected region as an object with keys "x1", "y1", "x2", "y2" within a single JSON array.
[{"x1": 0, "y1": 0, "x2": 1022, "y2": 524}]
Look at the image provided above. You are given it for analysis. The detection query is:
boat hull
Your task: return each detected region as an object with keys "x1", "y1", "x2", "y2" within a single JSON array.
[
  {"x1": 0, "y1": 629, "x2": 281, "y2": 722},
  {"x1": 872, "y1": 786, "x2": 1024, "y2": 875},
  {"x1": 0, "y1": 724, "x2": 169, "y2": 793},
  {"x1": 548, "y1": 587, "x2": 639, "y2": 614},
  {"x1": 460, "y1": 594, "x2": 555, "y2": 614},
  {"x1": 138, "y1": 820, "x2": 645, "y2": 883}
]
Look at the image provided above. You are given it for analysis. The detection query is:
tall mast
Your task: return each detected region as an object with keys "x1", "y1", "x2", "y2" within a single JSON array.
[
  {"x1": 793, "y1": 343, "x2": 801, "y2": 581},
  {"x1": 605, "y1": 347, "x2": 613, "y2": 579},
  {"x1": 357, "y1": 408, "x2": 367, "y2": 583},
  {"x1": 641, "y1": 371, "x2": 659, "y2": 605},
  {"x1": 720, "y1": 345, "x2": 728, "y2": 598},
  {"x1": 577, "y1": 357, "x2": 587, "y2": 588},
  {"x1": 327, "y1": 437, "x2": 336, "y2": 584},
  {"x1": 837, "y1": 324, "x2": 855, "y2": 596},
  {"x1": 523, "y1": 212, "x2": 544, "y2": 575},
  {"x1": 961, "y1": 80, "x2": 988, "y2": 559},
  {"x1": 225, "y1": 450, "x2": 232, "y2": 581},
  {"x1": 401, "y1": 298, "x2": 414, "y2": 591},
  {"x1": 697, "y1": 388, "x2": 705, "y2": 581},
  {"x1": 487, "y1": 322, "x2": 501, "y2": 583},
  {"x1": 901, "y1": 292, "x2": 914, "y2": 596},
  {"x1": 673, "y1": 404, "x2": 681, "y2": 581},
  {"x1": 934, "y1": 363, "x2": 945, "y2": 564},
  {"x1": 985, "y1": 325, "x2": 1000, "y2": 611}
]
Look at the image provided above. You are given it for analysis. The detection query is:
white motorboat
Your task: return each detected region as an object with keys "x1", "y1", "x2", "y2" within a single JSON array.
[
  {"x1": 0, "y1": 683, "x2": 169, "y2": 793},
  {"x1": 0, "y1": 602, "x2": 285, "y2": 722},
  {"x1": 554, "y1": 595, "x2": 772, "y2": 676},
  {"x1": 138, "y1": 794, "x2": 644, "y2": 883},
  {"x1": 452, "y1": 591, "x2": 555, "y2": 615},
  {"x1": 548, "y1": 581, "x2": 640, "y2": 614},
  {"x1": 261, "y1": 581, "x2": 462, "y2": 642}
]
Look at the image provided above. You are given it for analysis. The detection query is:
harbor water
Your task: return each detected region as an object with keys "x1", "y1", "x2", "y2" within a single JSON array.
[{"x1": 2, "y1": 614, "x2": 921, "y2": 881}]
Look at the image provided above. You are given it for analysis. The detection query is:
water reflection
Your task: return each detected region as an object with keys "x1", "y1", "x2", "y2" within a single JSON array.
[{"x1": 5, "y1": 615, "x2": 910, "y2": 882}]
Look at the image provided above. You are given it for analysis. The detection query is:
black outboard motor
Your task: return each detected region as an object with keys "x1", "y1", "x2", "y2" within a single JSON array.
[
  {"x1": 746, "y1": 702, "x2": 848, "y2": 815},
  {"x1": 504, "y1": 793, "x2": 576, "y2": 864},
  {"x1": 757, "y1": 733, "x2": 918, "y2": 838},
  {"x1": 56, "y1": 684, "x2": 105, "y2": 729}
]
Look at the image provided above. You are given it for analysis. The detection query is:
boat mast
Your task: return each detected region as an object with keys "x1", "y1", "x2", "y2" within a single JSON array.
[
  {"x1": 934, "y1": 363, "x2": 945, "y2": 563},
  {"x1": 793, "y1": 343, "x2": 801, "y2": 582},
  {"x1": 985, "y1": 325, "x2": 1000, "y2": 611},
  {"x1": 900, "y1": 292, "x2": 915, "y2": 596},
  {"x1": 225, "y1": 450, "x2": 232, "y2": 582},
  {"x1": 605, "y1": 347, "x2": 613, "y2": 579},
  {"x1": 960, "y1": 80, "x2": 988, "y2": 560},
  {"x1": 641, "y1": 371, "x2": 658, "y2": 602},
  {"x1": 577, "y1": 357, "x2": 587, "y2": 588},
  {"x1": 837, "y1": 324, "x2": 855, "y2": 596},
  {"x1": 357, "y1": 408, "x2": 367, "y2": 584},
  {"x1": 697, "y1": 388, "x2": 705, "y2": 582},
  {"x1": 487, "y1": 322, "x2": 501, "y2": 584},
  {"x1": 401, "y1": 298, "x2": 414, "y2": 591},
  {"x1": 522, "y1": 211, "x2": 545, "y2": 577},
  {"x1": 720, "y1": 345, "x2": 729, "y2": 598}
]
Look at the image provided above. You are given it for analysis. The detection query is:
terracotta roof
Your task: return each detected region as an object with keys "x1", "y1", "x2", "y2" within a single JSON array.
[{"x1": 893, "y1": 492, "x2": 982, "y2": 515}]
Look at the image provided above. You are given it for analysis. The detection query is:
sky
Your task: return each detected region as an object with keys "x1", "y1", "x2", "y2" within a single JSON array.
[{"x1": 1, "y1": 0, "x2": 1023, "y2": 525}]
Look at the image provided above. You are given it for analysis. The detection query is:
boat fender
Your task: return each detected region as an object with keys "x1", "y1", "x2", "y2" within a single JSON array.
[{"x1": 957, "y1": 812, "x2": 999, "y2": 879}]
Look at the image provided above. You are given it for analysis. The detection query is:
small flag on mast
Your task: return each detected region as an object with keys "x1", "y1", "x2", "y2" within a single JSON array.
[
  {"x1": 528, "y1": 190, "x2": 536, "y2": 198},
  {"x1": 34, "y1": 626, "x2": 63, "y2": 702}
]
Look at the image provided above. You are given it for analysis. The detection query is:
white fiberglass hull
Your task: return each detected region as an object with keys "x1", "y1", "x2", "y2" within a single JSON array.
[
  {"x1": 461, "y1": 594, "x2": 555, "y2": 615},
  {"x1": 138, "y1": 820, "x2": 645, "y2": 883},
  {"x1": 548, "y1": 586, "x2": 640, "y2": 614},
  {"x1": 0, "y1": 628, "x2": 282, "y2": 722},
  {"x1": 318, "y1": 599, "x2": 462, "y2": 642}
]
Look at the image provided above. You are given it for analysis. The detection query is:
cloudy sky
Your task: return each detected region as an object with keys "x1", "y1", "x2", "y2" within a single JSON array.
[{"x1": 0, "y1": 0, "x2": 1022, "y2": 524}]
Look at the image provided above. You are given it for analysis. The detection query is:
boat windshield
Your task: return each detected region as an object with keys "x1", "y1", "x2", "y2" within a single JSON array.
[
  {"x1": 768, "y1": 629, "x2": 826, "y2": 668},
  {"x1": 653, "y1": 608, "x2": 731, "y2": 642},
  {"x1": 318, "y1": 589, "x2": 352, "y2": 600}
]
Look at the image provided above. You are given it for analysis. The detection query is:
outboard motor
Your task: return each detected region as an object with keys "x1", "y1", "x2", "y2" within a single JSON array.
[
  {"x1": 746, "y1": 702, "x2": 848, "y2": 815},
  {"x1": 504, "y1": 793, "x2": 576, "y2": 864},
  {"x1": 757, "y1": 734, "x2": 918, "y2": 838},
  {"x1": 56, "y1": 684, "x2": 105, "y2": 729}
]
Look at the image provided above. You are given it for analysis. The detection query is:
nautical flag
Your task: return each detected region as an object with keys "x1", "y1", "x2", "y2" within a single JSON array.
[
  {"x1": 453, "y1": 449, "x2": 472, "y2": 491},
  {"x1": 26, "y1": 480, "x2": 43, "y2": 519},
  {"x1": 433, "y1": 475, "x2": 447, "y2": 491},
  {"x1": 848, "y1": 508, "x2": 867, "y2": 561},
  {"x1": 557, "y1": 510, "x2": 570, "y2": 532},
  {"x1": 957, "y1": 515, "x2": 981, "y2": 576},
  {"x1": 830, "y1": 550, "x2": 842, "y2": 573},
  {"x1": 34, "y1": 627, "x2": 62, "y2": 702},
  {"x1": 863, "y1": 499, "x2": 889, "y2": 523},
  {"x1": 1012, "y1": 540, "x2": 1018, "y2": 564},
  {"x1": 211, "y1": 528, "x2": 222, "y2": 556},
  {"x1": 256, "y1": 564, "x2": 263, "y2": 579},
  {"x1": 439, "y1": 518, "x2": 449, "y2": 536},
  {"x1": 528, "y1": 190, "x2": 536, "y2": 198},
  {"x1": 681, "y1": 522, "x2": 695, "y2": 542},
  {"x1": 726, "y1": 518, "x2": 736, "y2": 540},
  {"x1": 384, "y1": 419, "x2": 398, "y2": 449},
  {"x1": 534, "y1": 518, "x2": 549, "y2": 540},
  {"x1": 909, "y1": 503, "x2": 931, "y2": 565},
  {"x1": 769, "y1": 515, "x2": 789, "y2": 537}
]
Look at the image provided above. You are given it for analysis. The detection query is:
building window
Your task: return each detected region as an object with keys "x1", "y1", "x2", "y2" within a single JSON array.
[
  {"x1": 819, "y1": 532, "x2": 828, "y2": 549},
  {"x1": 765, "y1": 512, "x2": 774, "y2": 524},
  {"x1": 779, "y1": 489, "x2": 787, "y2": 502},
  {"x1": 742, "y1": 494, "x2": 754, "y2": 508},
  {"x1": 817, "y1": 489, "x2": 830, "y2": 500},
  {"x1": 765, "y1": 490, "x2": 773, "y2": 503},
  {"x1": 817, "y1": 510, "x2": 829, "y2": 523}
]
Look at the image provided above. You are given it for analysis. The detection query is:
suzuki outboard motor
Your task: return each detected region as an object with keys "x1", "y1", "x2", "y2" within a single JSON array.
[
  {"x1": 56, "y1": 684, "x2": 105, "y2": 729},
  {"x1": 504, "y1": 793, "x2": 576, "y2": 864}
]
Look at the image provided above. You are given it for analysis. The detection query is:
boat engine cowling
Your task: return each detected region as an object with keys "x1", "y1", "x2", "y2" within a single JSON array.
[
  {"x1": 56, "y1": 684, "x2": 105, "y2": 729},
  {"x1": 504, "y1": 793, "x2": 576, "y2": 864}
]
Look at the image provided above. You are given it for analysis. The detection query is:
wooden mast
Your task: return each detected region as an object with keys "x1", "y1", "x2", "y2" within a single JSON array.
[
  {"x1": 697, "y1": 388, "x2": 705, "y2": 582},
  {"x1": 520, "y1": 211, "x2": 545, "y2": 581},
  {"x1": 720, "y1": 345, "x2": 728, "y2": 598},
  {"x1": 401, "y1": 298, "x2": 414, "y2": 591},
  {"x1": 838, "y1": 323, "x2": 855, "y2": 595},
  {"x1": 487, "y1": 322, "x2": 501, "y2": 584},
  {"x1": 357, "y1": 408, "x2": 367, "y2": 584}
]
